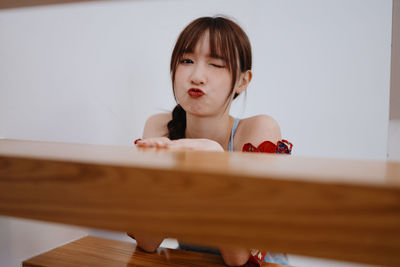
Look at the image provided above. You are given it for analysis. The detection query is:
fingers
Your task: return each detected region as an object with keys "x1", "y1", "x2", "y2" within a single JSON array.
[
  {"x1": 135, "y1": 138, "x2": 223, "y2": 151},
  {"x1": 135, "y1": 137, "x2": 171, "y2": 148},
  {"x1": 167, "y1": 139, "x2": 195, "y2": 150}
]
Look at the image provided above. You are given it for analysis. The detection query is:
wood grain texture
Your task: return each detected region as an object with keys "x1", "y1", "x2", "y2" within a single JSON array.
[
  {"x1": 0, "y1": 0, "x2": 106, "y2": 9},
  {"x1": 1, "y1": 139, "x2": 400, "y2": 266},
  {"x1": 24, "y1": 236, "x2": 284, "y2": 267}
]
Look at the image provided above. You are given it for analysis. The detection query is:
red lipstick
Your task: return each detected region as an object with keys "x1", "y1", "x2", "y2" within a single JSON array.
[{"x1": 188, "y1": 88, "x2": 205, "y2": 98}]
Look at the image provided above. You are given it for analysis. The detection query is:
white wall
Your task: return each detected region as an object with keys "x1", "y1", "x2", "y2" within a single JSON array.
[
  {"x1": 0, "y1": 216, "x2": 87, "y2": 267},
  {"x1": 0, "y1": 0, "x2": 392, "y2": 266}
]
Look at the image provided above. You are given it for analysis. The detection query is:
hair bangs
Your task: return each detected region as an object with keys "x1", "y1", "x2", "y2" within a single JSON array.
[{"x1": 209, "y1": 19, "x2": 240, "y2": 99}]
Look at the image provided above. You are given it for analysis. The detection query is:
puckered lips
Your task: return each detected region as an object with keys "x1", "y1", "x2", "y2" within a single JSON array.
[{"x1": 188, "y1": 88, "x2": 205, "y2": 98}]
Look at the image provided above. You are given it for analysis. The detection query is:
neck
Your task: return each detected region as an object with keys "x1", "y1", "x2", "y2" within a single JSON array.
[{"x1": 185, "y1": 112, "x2": 234, "y2": 151}]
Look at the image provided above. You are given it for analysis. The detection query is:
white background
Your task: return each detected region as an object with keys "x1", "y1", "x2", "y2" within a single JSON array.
[{"x1": 0, "y1": 0, "x2": 393, "y2": 266}]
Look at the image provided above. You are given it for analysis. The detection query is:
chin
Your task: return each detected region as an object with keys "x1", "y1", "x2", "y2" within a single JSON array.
[
  {"x1": 185, "y1": 108, "x2": 219, "y2": 118},
  {"x1": 179, "y1": 99, "x2": 223, "y2": 117},
  {"x1": 184, "y1": 108, "x2": 206, "y2": 117},
  {"x1": 181, "y1": 105, "x2": 207, "y2": 117}
]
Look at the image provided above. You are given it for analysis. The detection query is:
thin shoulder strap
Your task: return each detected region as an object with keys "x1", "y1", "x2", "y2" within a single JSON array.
[{"x1": 229, "y1": 118, "x2": 240, "y2": 152}]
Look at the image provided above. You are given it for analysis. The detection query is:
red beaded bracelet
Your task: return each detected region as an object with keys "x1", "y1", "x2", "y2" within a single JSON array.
[
  {"x1": 249, "y1": 249, "x2": 267, "y2": 265},
  {"x1": 242, "y1": 140, "x2": 293, "y2": 154}
]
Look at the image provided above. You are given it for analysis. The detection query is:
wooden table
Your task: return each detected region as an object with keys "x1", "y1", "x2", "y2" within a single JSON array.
[
  {"x1": 1, "y1": 139, "x2": 399, "y2": 266},
  {"x1": 22, "y1": 235, "x2": 285, "y2": 267}
]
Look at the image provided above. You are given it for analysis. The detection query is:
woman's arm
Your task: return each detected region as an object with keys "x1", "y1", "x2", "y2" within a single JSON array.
[
  {"x1": 136, "y1": 138, "x2": 224, "y2": 151},
  {"x1": 136, "y1": 113, "x2": 224, "y2": 151},
  {"x1": 236, "y1": 115, "x2": 282, "y2": 149}
]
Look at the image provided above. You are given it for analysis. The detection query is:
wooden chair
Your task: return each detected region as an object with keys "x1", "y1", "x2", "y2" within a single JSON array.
[{"x1": 1, "y1": 139, "x2": 399, "y2": 266}]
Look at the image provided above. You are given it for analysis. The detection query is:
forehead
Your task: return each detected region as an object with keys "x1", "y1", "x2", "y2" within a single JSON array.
[
  {"x1": 183, "y1": 30, "x2": 224, "y2": 59},
  {"x1": 184, "y1": 31, "x2": 209, "y2": 53},
  {"x1": 194, "y1": 31, "x2": 210, "y2": 51},
  {"x1": 185, "y1": 34, "x2": 211, "y2": 56}
]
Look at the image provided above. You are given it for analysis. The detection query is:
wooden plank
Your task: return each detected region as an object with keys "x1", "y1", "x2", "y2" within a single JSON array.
[
  {"x1": 24, "y1": 236, "x2": 286, "y2": 267},
  {"x1": 1, "y1": 139, "x2": 400, "y2": 266},
  {"x1": 0, "y1": 0, "x2": 106, "y2": 9},
  {"x1": 391, "y1": 0, "x2": 400, "y2": 119}
]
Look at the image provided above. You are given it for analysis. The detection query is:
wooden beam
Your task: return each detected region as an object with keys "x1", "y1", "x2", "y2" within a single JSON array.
[
  {"x1": 1, "y1": 139, "x2": 400, "y2": 266},
  {"x1": 0, "y1": 0, "x2": 107, "y2": 9}
]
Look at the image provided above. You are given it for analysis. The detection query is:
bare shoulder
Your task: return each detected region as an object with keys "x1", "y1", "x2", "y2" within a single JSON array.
[
  {"x1": 142, "y1": 113, "x2": 172, "y2": 138},
  {"x1": 234, "y1": 115, "x2": 282, "y2": 150}
]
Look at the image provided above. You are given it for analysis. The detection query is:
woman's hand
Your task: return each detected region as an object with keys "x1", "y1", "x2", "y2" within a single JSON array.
[
  {"x1": 136, "y1": 138, "x2": 224, "y2": 152},
  {"x1": 135, "y1": 137, "x2": 172, "y2": 148}
]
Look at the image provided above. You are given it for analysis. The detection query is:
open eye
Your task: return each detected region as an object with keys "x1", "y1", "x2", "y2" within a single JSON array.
[{"x1": 180, "y1": 58, "x2": 193, "y2": 64}]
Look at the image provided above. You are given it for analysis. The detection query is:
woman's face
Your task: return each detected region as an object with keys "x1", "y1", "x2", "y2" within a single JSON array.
[{"x1": 174, "y1": 31, "x2": 234, "y2": 117}]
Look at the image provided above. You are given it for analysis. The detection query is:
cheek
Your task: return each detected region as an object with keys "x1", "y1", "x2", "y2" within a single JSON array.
[
  {"x1": 214, "y1": 72, "x2": 232, "y2": 95},
  {"x1": 173, "y1": 69, "x2": 187, "y2": 100},
  {"x1": 173, "y1": 69, "x2": 183, "y2": 87},
  {"x1": 175, "y1": 66, "x2": 188, "y2": 80}
]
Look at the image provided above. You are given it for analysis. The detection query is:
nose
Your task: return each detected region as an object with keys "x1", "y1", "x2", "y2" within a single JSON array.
[{"x1": 190, "y1": 63, "x2": 207, "y2": 85}]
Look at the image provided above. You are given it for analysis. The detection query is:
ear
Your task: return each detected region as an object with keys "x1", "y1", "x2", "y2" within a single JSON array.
[{"x1": 235, "y1": 70, "x2": 252, "y2": 95}]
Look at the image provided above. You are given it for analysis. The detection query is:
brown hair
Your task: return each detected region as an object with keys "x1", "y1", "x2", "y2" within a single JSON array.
[{"x1": 167, "y1": 16, "x2": 252, "y2": 140}]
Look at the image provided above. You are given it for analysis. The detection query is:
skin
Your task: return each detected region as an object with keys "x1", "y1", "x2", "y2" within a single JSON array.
[{"x1": 129, "y1": 30, "x2": 282, "y2": 266}]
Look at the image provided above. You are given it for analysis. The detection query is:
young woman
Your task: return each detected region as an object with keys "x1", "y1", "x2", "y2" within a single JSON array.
[{"x1": 130, "y1": 16, "x2": 292, "y2": 266}]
